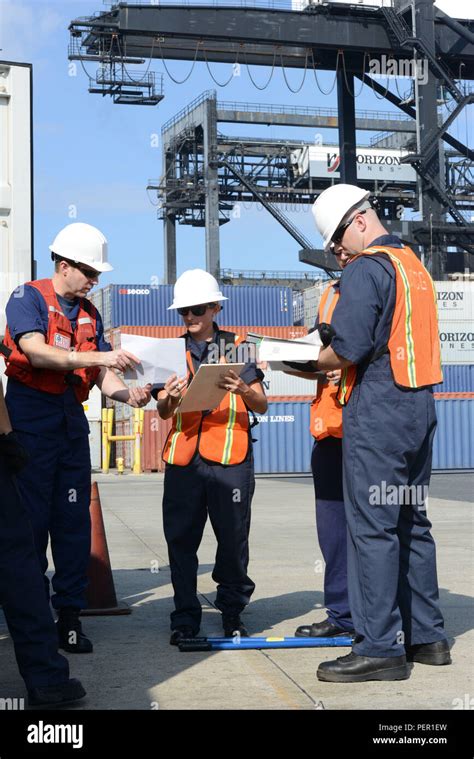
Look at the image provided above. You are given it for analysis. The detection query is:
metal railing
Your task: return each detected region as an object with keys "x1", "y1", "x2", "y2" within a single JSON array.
[
  {"x1": 163, "y1": 90, "x2": 414, "y2": 134},
  {"x1": 220, "y1": 269, "x2": 325, "y2": 281},
  {"x1": 103, "y1": 1, "x2": 307, "y2": 10},
  {"x1": 218, "y1": 101, "x2": 412, "y2": 123}
]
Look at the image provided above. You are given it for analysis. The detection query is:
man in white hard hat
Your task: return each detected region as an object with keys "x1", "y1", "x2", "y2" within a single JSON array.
[
  {"x1": 310, "y1": 184, "x2": 450, "y2": 682},
  {"x1": 154, "y1": 269, "x2": 267, "y2": 645},
  {"x1": 1, "y1": 223, "x2": 151, "y2": 655}
]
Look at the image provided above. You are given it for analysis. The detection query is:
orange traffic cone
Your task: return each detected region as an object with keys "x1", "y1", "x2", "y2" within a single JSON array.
[{"x1": 81, "y1": 481, "x2": 131, "y2": 616}]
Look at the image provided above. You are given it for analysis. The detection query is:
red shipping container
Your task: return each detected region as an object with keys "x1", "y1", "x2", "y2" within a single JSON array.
[{"x1": 106, "y1": 324, "x2": 308, "y2": 349}]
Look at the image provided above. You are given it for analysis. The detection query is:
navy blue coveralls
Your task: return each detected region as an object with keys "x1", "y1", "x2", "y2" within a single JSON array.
[
  {"x1": 154, "y1": 326, "x2": 263, "y2": 632},
  {"x1": 311, "y1": 287, "x2": 352, "y2": 631},
  {"x1": 330, "y1": 235, "x2": 446, "y2": 658},
  {"x1": 0, "y1": 455, "x2": 70, "y2": 688},
  {"x1": 4, "y1": 285, "x2": 110, "y2": 612}
]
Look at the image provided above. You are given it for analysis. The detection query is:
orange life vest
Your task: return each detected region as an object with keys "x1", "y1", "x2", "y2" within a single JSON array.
[
  {"x1": 2, "y1": 279, "x2": 101, "y2": 403},
  {"x1": 162, "y1": 333, "x2": 252, "y2": 466},
  {"x1": 310, "y1": 283, "x2": 356, "y2": 440},
  {"x1": 337, "y1": 245, "x2": 443, "y2": 405}
]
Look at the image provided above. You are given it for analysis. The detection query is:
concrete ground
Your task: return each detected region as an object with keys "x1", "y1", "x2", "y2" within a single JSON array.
[{"x1": 0, "y1": 472, "x2": 472, "y2": 711}]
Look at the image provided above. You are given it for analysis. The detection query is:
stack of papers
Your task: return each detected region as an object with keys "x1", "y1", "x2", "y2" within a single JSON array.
[{"x1": 247, "y1": 331, "x2": 321, "y2": 373}]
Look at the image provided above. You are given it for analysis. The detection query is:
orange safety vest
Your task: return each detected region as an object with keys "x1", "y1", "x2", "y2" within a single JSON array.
[
  {"x1": 2, "y1": 279, "x2": 101, "y2": 403},
  {"x1": 310, "y1": 283, "x2": 356, "y2": 440},
  {"x1": 162, "y1": 332, "x2": 252, "y2": 467},
  {"x1": 337, "y1": 245, "x2": 443, "y2": 405}
]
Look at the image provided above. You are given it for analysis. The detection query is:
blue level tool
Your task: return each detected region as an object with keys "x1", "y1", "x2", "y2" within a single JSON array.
[{"x1": 179, "y1": 635, "x2": 353, "y2": 652}]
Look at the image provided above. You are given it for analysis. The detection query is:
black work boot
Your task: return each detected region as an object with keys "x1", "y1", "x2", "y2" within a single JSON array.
[
  {"x1": 170, "y1": 625, "x2": 199, "y2": 646},
  {"x1": 28, "y1": 678, "x2": 86, "y2": 708},
  {"x1": 222, "y1": 614, "x2": 249, "y2": 638},
  {"x1": 317, "y1": 652, "x2": 409, "y2": 682},
  {"x1": 57, "y1": 608, "x2": 93, "y2": 654},
  {"x1": 406, "y1": 639, "x2": 451, "y2": 665}
]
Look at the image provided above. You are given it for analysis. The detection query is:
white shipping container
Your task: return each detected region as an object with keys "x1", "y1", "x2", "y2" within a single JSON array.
[
  {"x1": 0, "y1": 62, "x2": 33, "y2": 336},
  {"x1": 303, "y1": 281, "x2": 327, "y2": 329},
  {"x1": 434, "y1": 281, "x2": 474, "y2": 322},
  {"x1": 261, "y1": 366, "x2": 316, "y2": 397},
  {"x1": 89, "y1": 421, "x2": 102, "y2": 470},
  {"x1": 291, "y1": 145, "x2": 416, "y2": 184},
  {"x1": 438, "y1": 322, "x2": 474, "y2": 364}
]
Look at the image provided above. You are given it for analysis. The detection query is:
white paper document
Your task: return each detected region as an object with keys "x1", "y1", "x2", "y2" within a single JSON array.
[
  {"x1": 121, "y1": 334, "x2": 187, "y2": 386},
  {"x1": 247, "y1": 330, "x2": 321, "y2": 371}
]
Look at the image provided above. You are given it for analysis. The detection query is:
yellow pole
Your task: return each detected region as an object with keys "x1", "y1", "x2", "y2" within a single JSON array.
[
  {"x1": 106, "y1": 408, "x2": 114, "y2": 474},
  {"x1": 132, "y1": 408, "x2": 142, "y2": 475},
  {"x1": 101, "y1": 408, "x2": 110, "y2": 474}
]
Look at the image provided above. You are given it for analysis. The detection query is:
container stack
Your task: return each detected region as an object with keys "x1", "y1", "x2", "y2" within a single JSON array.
[
  {"x1": 432, "y1": 280, "x2": 474, "y2": 470},
  {"x1": 85, "y1": 279, "x2": 474, "y2": 474}
]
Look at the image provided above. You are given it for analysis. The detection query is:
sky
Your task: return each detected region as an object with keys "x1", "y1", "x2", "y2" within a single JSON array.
[{"x1": 0, "y1": 0, "x2": 473, "y2": 289}]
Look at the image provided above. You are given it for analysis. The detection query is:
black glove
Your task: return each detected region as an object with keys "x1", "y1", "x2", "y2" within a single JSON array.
[
  {"x1": 0, "y1": 431, "x2": 30, "y2": 474},
  {"x1": 317, "y1": 322, "x2": 336, "y2": 348}
]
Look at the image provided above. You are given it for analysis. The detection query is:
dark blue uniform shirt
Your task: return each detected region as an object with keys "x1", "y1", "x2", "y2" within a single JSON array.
[
  {"x1": 331, "y1": 235, "x2": 401, "y2": 380},
  {"x1": 5, "y1": 284, "x2": 110, "y2": 439}
]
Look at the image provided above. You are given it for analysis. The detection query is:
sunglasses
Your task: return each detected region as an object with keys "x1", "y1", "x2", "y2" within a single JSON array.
[
  {"x1": 331, "y1": 209, "x2": 367, "y2": 246},
  {"x1": 72, "y1": 262, "x2": 101, "y2": 280},
  {"x1": 177, "y1": 303, "x2": 216, "y2": 317}
]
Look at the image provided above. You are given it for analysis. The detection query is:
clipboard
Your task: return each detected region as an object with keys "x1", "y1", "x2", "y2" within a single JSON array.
[{"x1": 177, "y1": 363, "x2": 246, "y2": 413}]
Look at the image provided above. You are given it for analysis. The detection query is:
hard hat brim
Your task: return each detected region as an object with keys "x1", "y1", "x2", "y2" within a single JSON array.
[
  {"x1": 168, "y1": 294, "x2": 228, "y2": 310},
  {"x1": 48, "y1": 245, "x2": 113, "y2": 273}
]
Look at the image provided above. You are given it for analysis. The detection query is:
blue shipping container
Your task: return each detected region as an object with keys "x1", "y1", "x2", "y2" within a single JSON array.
[
  {"x1": 433, "y1": 364, "x2": 474, "y2": 393},
  {"x1": 94, "y1": 284, "x2": 294, "y2": 329},
  {"x1": 432, "y1": 398, "x2": 474, "y2": 470},
  {"x1": 252, "y1": 400, "x2": 474, "y2": 474}
]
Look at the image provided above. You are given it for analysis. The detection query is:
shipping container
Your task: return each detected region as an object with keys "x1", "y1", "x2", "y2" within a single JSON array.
[
  {"x1": 0, "y1": 61, "x2": 33, "y2": 336},
  {"x1": 438, "y1": 322, "x2": 474, "y2": 364},
  {"x1": 434, "y1": 281, "x2": 474, "y2": 322},
  {"x1": 89, "y1": 421, "x2": 101, "y2": 470},
  {"x1": 432, "y1": 398, "x2": 474, "y2": 470},
  {"x1": 252, "y1": 399, "x2": 474, "y2": 473},
  {"x1": 292, "y1": 290, "x2": 305, "y2": 325},
  {"x1": 261, "y1": 366, "x2": 316, "y2": 398},
  {"x1": 111, "y1": 398, "x2": 474, "y2": 474},
  {"x1": 433, "y1": 365, "x2": 474, "y2": 393},
  {"x1": 291, "y1": 144, "x2": 416, "y2": 184},
  {"x1": 252, "y1": 402, "x2": 312, "y2": 474},
  {"x1": 303, "y1": 281, "x2": 327, "y2": 329},
  {"x1": 106, "y1": 324, "x2": 308, "y2": 350},
  {"x1": 90, "y1": 284, "x2": 294, "y2": 330},
  {"x1": 114, "y1": 413, "x2": 170, "y2": 473}
]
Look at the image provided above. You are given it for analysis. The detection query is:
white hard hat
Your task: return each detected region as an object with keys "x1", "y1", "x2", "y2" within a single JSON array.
[
  {"x1": 49, "y1": 223, "x2": 113, "y2": 273},
  {"x1": 312, "y1": 184, "x2": 371, "y2": 251},
  {"x1": 168, "y1": 269, "x2": 228, "y2": 310}
]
